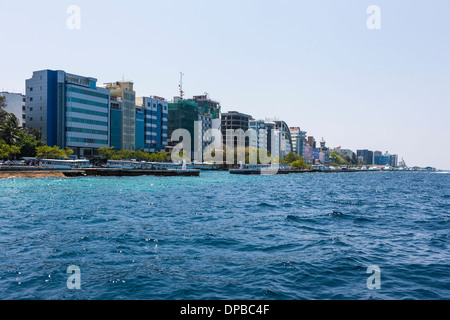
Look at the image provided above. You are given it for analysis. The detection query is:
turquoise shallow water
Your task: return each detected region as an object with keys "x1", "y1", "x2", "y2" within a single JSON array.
[{"x1": 0, "y1": 171, "x2": 448, "y2": 300}]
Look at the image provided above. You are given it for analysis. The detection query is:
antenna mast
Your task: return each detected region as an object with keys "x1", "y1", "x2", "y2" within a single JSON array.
[{"x1": 179, "y1": 72, "x2": 184, "y2": 99}]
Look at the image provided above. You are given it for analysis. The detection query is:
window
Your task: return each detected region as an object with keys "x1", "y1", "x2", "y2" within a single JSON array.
[
  {"x1": 30, "y1": 97, "x2": 33, "y2": 101},
  {"x1": 29, "y1": 87, "x2": 33, "y2": 91}
]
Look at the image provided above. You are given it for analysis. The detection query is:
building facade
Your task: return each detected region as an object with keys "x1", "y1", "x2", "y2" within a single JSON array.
[
  {"x1": 25, "y1": 70, "x2": 110, "y2": 157},
  {"x1": 0, "y1": 92, "x2": 26, "y2": 127},
  {"x1": 249, "y1": 119, "x2": 268, "y2": 150},
  {"x1": 104, "y1": 82, "x2": 136, "y2": 151},
  {"x1": 357, "y1": 149, "x2": 374, "y2": 165},
  {"x1": 221, "y1": 111, "x2": 252, "y2": 151},
  {"x1": 264, "y1": 118, "x2": 293, "y2": 158},
  {"x1": 109, "y1": 96, "x2": 123, "y2": 151},
  {"x1": 135, "y1": 107, "x2": 145, "y2": 151},
  {"x1": 167, "y1": 99, "x2": 199, "y2": 159},
  {"x1": 136, "y1": 96, "x2": 168, "y2": 153},
  {"x1": 290, "y1": 127, "x2": 307, "y2": 158}
]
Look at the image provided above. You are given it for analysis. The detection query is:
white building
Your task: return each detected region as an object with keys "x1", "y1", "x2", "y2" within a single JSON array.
[
  {"x1": 290, "y1": 127, "x2": 307, "y2": 157},
  {"x1": 249, "y1": 119, "x2": 268, "y2": 150},
  {"x1": 0, "y1": 92, "x2": 26, "y2": 127}
]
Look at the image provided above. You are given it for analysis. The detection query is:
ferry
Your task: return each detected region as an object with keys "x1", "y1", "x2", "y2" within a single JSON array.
[
  {"x1": 191, "y1": 162, "x2": 221, "y2": 170},
  {"x1": 39, "y1": 159, "x2": 91, "y2": 170},
  {"x1": 106, "y1": 160, "x2": 182, "y2": 170},
  {"x1": 230, "y1": 163, "x2": 288, "y2": 175}
]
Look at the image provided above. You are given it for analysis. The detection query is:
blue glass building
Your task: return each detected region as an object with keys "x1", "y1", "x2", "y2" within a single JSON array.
[
  {"x1": 25, "y1": 69, "x2": 110, "y2": 157},
  {"x1": 136, "y1": 96, "x2": 168, "y2": 153}
]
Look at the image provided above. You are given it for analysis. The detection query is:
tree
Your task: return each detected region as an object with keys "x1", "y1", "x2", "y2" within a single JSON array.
[
  {"x1": 284, "y1": 152, "x2": 302, "y2": 164},
  {"x1": 16, "y1": 131, "x2": 44, "y2": 158},
  {"x1": 24, "y1": 127, "x2": 42, "y2": 141},
  {"x1": 97, "y1": 147, "x2": 116, "y2": 160},
  {"x1": 36, "y1": 145, "x2": 69, "y2": 159},
  {"x1": 65, "y1": 147, "x2": 74, "y2": 157},
  {"x1": 290, "y1": 158, "x2": 312, "y2": 170},
  {"x1": 0, "y1": 143, "x2": 20, "y2": 160},
  {"x1": 0, "y1": 95, "x2": 7, "y2": 123},
  {"x1": 330, "y1": 151, "x2": 346, "y2": 166},
  {"x1": 0, "y1": 113, "x2": 21, "y2": 145}
]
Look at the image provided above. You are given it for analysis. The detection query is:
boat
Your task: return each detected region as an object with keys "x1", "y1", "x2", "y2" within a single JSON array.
[
  {"x1": 39, "y1": 159, "x2": 91, "y2": 170},
  {"x1": 106, "y1": 160, "x2": 183, "y2": 170}
]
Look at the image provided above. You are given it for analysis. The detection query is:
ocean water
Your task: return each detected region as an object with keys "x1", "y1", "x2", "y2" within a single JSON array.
[{"x1": 0, "y1": 171, "x2": 448, "y2": 300}]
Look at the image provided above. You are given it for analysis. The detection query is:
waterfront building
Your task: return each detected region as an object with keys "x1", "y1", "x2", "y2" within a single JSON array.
[
  {"x1": 319, "y1": 138, "x2": 331, "y2": 166},
  {"x1": 167, "y1": 98, "x2": 199, "y2": 160},
  {"x1": 312, "y1": 148, "x2": 321, "y2": 162},
  {"x1": 307, "y1": 136, "x2": 316, "y2": 149},
  {"x1": 0, "y1": 92, "x2": 26, "y2": 127},
  {"x1": 109, "y1": 96, "x2": 123, "y2": 151},
  {"x1": 390, "y1": 154, "x2": 398, "y2": 167},
  {"x1": 357, "y1": 149, "x2": 374, "y2": 165},
  {"x1": 168, "y1": 95, "x2": 220, "y2": 161},
  {"x1": 304, "y1": 144, "x2": 313, "y2": 164},
  {"x1": 135, "y1": 107, "x2": 145, "y2": 151},
  {"x1": 189, "y1": 95, "x2": 221, "y2": 156},
  {"x1": 290, "y1": 127, "x2": 307, "y2": 158},
  {"x1": 221, "y1": 111, "x2": 252, "y2": 150},
  {"x1": 25, "y1": 70, "x2": 110, "y2": 157},
  {"x1": 104, "y1": 81, "x2": 136, "y2": 151},
  {"x1": 265, "y1": 118, "x2": 293, "y2": 158},
  {"x1": 136, "y1": 96, "x2": 168, "y2": 153},
  {"x1": 249, "y1": 119, "x2": 268, "y2": 150},
  {"x1": 374, "y1": 153, "x2": 391, "y2": 166}
]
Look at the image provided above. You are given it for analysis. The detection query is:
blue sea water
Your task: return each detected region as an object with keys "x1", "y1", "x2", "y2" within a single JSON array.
[{"x1": 0, "y1": 171, "x2": 448, "y2": 300}]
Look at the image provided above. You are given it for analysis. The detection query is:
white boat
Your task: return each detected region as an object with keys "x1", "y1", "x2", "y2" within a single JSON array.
[{"x1": 39, "y1": 159, "x2": 90, "y2": 170}]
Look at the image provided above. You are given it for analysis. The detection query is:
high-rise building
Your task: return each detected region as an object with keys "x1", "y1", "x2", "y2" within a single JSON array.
[
  {"x1": 0, "y1": 92, "x2": 26, "y2": 127},
  {"x1": 307, "y1": 136, "x2": 316, "y2": 149},
  {"x1": 167, "y1": 99, "x2": 199, "y2": 160},
  {"x1": 357, "y1": 149, "x2": 374, "y2": 165},
  {"x1": 373, "y1": 152, "x2": 398, "y2": 167},
  {"x1": 104, "y1": 82, "x2": 136, "y2": 151},
  {"x1": 221, "y1": 111, "x2": 252, "y2": 149},
  {"x1": 135, "y1": 107, "x2": 145, "y2": 151},
  {"x1": 109, "y1": 96, "x2": 123, "y2": 151},
  {"x1": 261, "y1": 118, "x2": 293, "y2": 158},
  {"x1": 290, "y1": 127, "x2": 307, "y2": 157},
  {"x1": 136, "y1": 96, "x2": 168, "y2": 153},
  {"x1": 374, "y1": 153, "x2": 391, "y2": 166},
  {"x1": 390, "y1": 154, "x2": 398, "y2": 167},
  {"x1": 25, "y1": 70, "x2": 110, "y2": 157},
  {"x1": 189, "y1": 95, "x2": 221, "y2": 156},
  {"x1": 249, "y1": 119, "x2": 268, "y2": 150}
]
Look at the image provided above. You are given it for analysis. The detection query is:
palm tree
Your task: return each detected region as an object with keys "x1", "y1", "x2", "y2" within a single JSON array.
[
  {"x1": 0, "y1": 113, "x2": 21, "y2": 146},
  {"x1": 0, "y1": 96, "x2": 8, "y2": 123}
]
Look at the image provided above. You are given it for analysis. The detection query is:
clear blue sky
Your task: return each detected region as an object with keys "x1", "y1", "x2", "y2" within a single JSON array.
[{"x1": 1, "y1": 0, "x2": 449, "y2": 169}]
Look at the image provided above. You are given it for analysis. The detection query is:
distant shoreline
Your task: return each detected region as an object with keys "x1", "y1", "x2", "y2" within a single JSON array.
[{"x1": 0, "y1": 168, "x2": 445, "y2": 179}]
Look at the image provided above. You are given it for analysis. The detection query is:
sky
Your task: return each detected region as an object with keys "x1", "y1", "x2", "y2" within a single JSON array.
[{"x1": 1, "y1": 0, "x2": 449, "y2": 169}]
